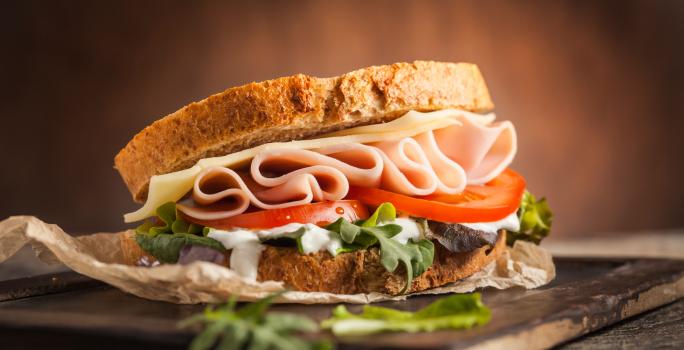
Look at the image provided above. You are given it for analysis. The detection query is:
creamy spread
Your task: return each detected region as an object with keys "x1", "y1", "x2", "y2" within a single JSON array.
[
  {"x1": 391, "y1": 218, "x2": 422, "y2": 244},
  {"x1": 207, "y1": 229, "x2": 264, "y2": 280},
  {"x1": 460, "y1": 212, "x2": 520, "y2": 234}
]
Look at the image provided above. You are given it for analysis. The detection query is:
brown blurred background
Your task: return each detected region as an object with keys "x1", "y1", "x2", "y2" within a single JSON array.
[{"x1": 1, "y1": 0, "x2": 682, "y2": 237}]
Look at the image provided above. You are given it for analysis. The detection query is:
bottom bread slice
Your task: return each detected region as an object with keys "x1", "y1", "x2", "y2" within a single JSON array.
[{"x1": 120, "y1": 230, "x2": 505, "y2": 295}]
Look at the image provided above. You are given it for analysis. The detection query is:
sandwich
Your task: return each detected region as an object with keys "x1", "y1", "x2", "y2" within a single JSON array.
[{"x1": 115, "y1": 61, "x2": 552, "y2": 295}]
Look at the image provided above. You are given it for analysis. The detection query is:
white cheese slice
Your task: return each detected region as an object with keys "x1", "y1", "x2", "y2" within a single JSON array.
[{"x1": 125, "y1": 109, "x2": 495, "y2": 222}]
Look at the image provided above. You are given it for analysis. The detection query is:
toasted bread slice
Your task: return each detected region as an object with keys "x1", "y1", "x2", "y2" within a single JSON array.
[
  {"x1": 119, "y1": 230, "x2": 505, "y2": 295},
  {"x1": 115, "y1": 61, "x2": 494, "y2": 203}
]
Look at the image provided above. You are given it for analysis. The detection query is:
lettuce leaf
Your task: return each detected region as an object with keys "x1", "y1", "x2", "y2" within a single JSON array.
[
  {"x1": 134, "y1": 202, "x2": 222, "y2": 263},
  {"x1": 135, "y1": 232, "x2": 226, "y2": 264},
  {"x1": 507, "y1": 191, "x2": 553, "y2": 245},
  {"x1": 326, "y1": 203, "x2": 435, "y2": 294},
  {"x1": 359, "y1": 202, "x2": 396, "y2": 227},
  {"x1": 136, "y1": 201, "x2": 205, "y2": 236},
  {"x1": 321, "y1": 293, "x2": 490, "y2": 336}
]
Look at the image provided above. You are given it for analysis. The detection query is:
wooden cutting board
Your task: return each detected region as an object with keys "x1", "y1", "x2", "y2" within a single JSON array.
[{"x1": 0, "y1": 257, "x2": 682, "y2": 350}]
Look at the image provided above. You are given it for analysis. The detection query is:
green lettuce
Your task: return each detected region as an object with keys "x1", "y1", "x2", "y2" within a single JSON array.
[
  {"x1": 507, "y1": 191, "x2": 553, "y2": 245},
  {"x1": 135, "y1": 232, "x2": 226, "y2": 264},
  {"x1": 179, "y1": 293, "x2": 330, "y2": 350},
  {"x1": 135, "y1": 201, "x2": 206, "y2": 236},
  {"x1": 359, "y1": 202, "x2": 396, "y2": 227},
  {"x1": 321, "y1": 293, "x2": 491, "y2": 336},
  {"x1": 326, "y1": 203, "x2": 435, "y2": 294},
  {"x1": 135, "y1": 202, "x2": 222, "y2": 263}
]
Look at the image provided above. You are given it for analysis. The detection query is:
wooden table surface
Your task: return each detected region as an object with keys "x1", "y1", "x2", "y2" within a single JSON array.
[
  {"x1": 1, "y1": 230, "x2": 682, "y2": 349},
  {"x1": 545, "y1": 230, "x2": 684, "y2": 349}
]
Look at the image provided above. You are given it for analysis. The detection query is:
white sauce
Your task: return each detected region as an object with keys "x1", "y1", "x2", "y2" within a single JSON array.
[
  {"x1": 207, "y1": 229, "x2": 264, "y2": 281},
  {"x1": 391, "y1": 217, "x2": 423, "y2": 244},
  {"x1": 208, "y1": 222, "x2": 342, "y2": 281},
  {"x1": 460, "y1": 212, "x2": 520, "y2": 233},
  {"x1": 207, "y1": 214, "x2": 519, "y2": 281}
]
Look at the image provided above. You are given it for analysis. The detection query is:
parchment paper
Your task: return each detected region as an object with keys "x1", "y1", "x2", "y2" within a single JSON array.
[{"x1": 0, "y1": 216, "x2": 555, "y2": 304}]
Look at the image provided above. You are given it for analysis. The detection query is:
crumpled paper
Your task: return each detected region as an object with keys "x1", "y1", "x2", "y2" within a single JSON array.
[{"x1": 0, "y1": 216, "x2": 555, "y2": 304}]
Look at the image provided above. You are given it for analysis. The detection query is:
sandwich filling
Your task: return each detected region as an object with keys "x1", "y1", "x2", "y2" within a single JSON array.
[
  {"x1": 173, "y1": 110, "x2": 515, "y2": 222},
  {"x1": 124, "y1": 109, "x2": 514, "y2": 223},
  {"x1": 205, "y1": 213, "x2": 520, "y2": 281},
  {"x1": 131, "y1": 109, "x2": 552, "y2": 293}
]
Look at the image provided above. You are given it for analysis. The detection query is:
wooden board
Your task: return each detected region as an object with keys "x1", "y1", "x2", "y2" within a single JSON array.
[{"x1": 0, "y1": 257, "x2": 682, "y2": 350}]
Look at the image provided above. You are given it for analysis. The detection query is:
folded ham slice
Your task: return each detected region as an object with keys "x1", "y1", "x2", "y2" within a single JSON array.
[
  {"x1": 370, "y1": 138, "x2": 440, "y2": 196},
  {"x1": 178, "y1": 113, "x2": 516, "y2": 221},
  {"x1": 433, "y1": 113, "x2": 516, "y2": 184}
]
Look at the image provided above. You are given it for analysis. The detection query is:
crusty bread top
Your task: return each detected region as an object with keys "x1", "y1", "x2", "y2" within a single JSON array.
[{"x1": 115, "y1": 61, "x2": 494, "y2": 202}]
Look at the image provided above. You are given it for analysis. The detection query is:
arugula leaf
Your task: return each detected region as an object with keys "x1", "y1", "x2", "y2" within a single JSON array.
[
  {"x1": 412, "y1": 239, "x2": 435, "y2": 277},
  {"x1": 507, "y1": 191, "x2": 553, "y2": 245},
  {"x1": 321, "y1": 293, "x2": 490, "y2": 336},
  {"x1": 326, "y1": 203, "x2": 435, "y2": 294},
  {"x1": 327, "y1": 218, "x2": 363, "y2": 243},
  {"x1": 179, "y1": 293, "x2": 330, "y2": 350},
  {"x1": 366, "y1": 226, "x2": 434, "y2": 293},
  {"x1": 135, "y1": 232, "x2": 225, "y2": 264},
  {"x1": 326, "y1": 202, "x2": 398, "y2": 244},
  {"x1": 326, "y1": 219, "x2": 377, "y2": 254}
]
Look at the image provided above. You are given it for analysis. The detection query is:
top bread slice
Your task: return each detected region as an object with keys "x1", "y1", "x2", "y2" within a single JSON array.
[{"x1": 114, "y1": 61, "x2": 494, "y2": 203}]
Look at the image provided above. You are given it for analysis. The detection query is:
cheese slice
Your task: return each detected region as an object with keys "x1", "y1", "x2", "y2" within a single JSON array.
[{"x1": 124, "y1": 109, "x2": 494, "y2": 222}]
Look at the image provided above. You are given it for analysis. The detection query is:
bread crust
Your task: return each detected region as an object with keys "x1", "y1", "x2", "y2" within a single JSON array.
[
  {"x1": 119, "y1": 230, "x2": 505, "y2": 295},
  {"x1": 114, "y1": 61, "x2": 494, "y2": 202}
]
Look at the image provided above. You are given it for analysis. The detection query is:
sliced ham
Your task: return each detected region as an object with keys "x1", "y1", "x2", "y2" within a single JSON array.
[
  {"x1": 176, "y1": 167, "x2": 251, "y2": 220},
  {"x1": 432, "y1": 113, "x2": 516, "y2": 184},
  {"x1": 412, "y1": 131, "x2": 468, "y2": 194},
  {"x1": 370, "y1": 138, "x2": 439, "y2": 196},
  {"x1": 177, "y1": 112, "x2": 517, "y2": 221},
  {"x1": 177, "y1": 168, "x2": 338, "y2": 221}
]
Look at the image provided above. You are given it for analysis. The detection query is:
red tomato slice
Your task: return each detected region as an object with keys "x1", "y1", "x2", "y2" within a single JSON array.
[
  {"x1": 183, "y1": 200, "x2": 369, "y2": 229},
  {"x1": 345, "y1": 168, "x2": 526, "y2": 223}
]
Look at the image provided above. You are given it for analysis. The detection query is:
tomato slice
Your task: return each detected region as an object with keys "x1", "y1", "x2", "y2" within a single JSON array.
[
  {"x1": 183, "y1": 200, "x2": 369, "y2": 230},
  {"x1": 345, "y1": 168, "x2": 526, "y2": 223}
]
